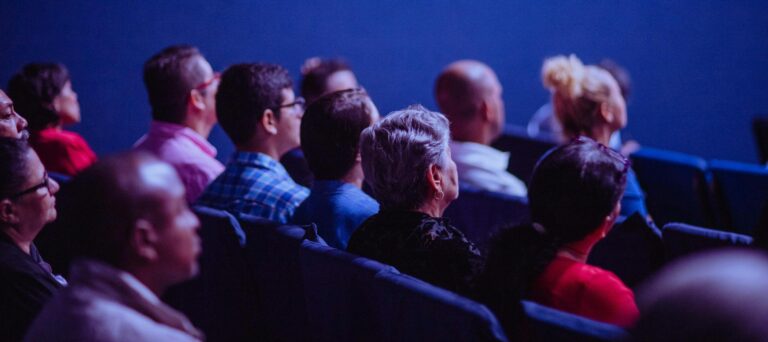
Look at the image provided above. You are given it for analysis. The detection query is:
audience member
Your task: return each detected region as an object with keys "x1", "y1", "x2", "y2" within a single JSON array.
[
  {"x1": 542, "y1": 54, "x2": 648, "y2": 218},
  {"x1": 633, "y1": 249, "x2": 768, "y2": 341},
  {"x1": 476, "y1": 137, "x2": 638, "y2": 331},
  {"x1": 7, "y1": 63, "x2": 97, "y2": 176},
  {"x1": 0, "y1": 138, "x2": 64, "y2": 341},
  {"x1": 133, "y1": 45, "x2": 224, "y2": 203},
  {"x1": 292, "y1": 88, "x2": 380, "y2": 249},
  {"x1": 347, "y1": 105, "x2": 482, "y2": 295},
  {"x1": 282, "y1": 57, "x2": 360, "y2": 188},
  {"x1": 197, "y1": 63, "x2": 309, "y2": 223},
  {"x1": 24, "y1": 152, "x2": 204, "y2": 341},
  {"x1": 0, "y1": 90, "x2": 29, "y2": 139},
  {"x1": 435, "y1": 60, "x2": 527, "y2": 196}
]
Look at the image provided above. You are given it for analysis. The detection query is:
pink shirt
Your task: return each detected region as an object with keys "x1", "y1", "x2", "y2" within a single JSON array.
[{"x1": 134, "y1": 121, "x2": 224, "y2": 203}]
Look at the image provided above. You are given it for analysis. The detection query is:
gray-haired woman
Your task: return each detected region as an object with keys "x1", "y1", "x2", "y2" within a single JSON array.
[{"x1": 346, "y1": 105, "x2": 482, "y2": 295}]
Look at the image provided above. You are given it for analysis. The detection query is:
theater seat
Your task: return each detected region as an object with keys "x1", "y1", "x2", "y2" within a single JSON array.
[
  {"x1": 299, "y1": 241, "x2": 396, "y2": 341},
  {"x1": 444, "y1": 185, "x2": 528, "y2": 251},
  {"x1": 662, "y1": 222, "x2": 753, "y2": 262},
  {"x1": 163, "y1": 206, "x2": 258, "y2": 341},
  {"x1": 372, "y1": 271, "x2": 508, "y2": 341},
  {"x1": 491, "y1": 125, "x2": 558, "y2": 185},
  {"x1": 521, "y1": 301, "x2": 628, "y2": 341},
  {"x1": 629, "y1": 147, "x2": 713, "y2": 227},
  {"x1": 589, "y1": 213, "x2": 665, "y2": 288},
  {"x1": 710, "y1": 159, "x2": 768, "y2": 235}
]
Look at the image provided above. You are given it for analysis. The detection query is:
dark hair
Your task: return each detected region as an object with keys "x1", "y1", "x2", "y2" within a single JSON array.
[
  {"x1": 0, "y1": 137, "x2": 32, "y2": 198},
  {"x1": 63, "y1": 151, "x2": 166, "y2": 266},
  {"x1": 301, "y1": 88, "x2": 375, "y2": 180},
  {"x1": 476, "y1": 136, "x2": 628, "y2": 330},
  {"x1": 300, "y1": 58, "x2": 351, "y2": 105},
  {"x1": 7, "y1": 63, "x2": 70, "y2": 130},
  {"x1": 143, "y1": 45, "x2": 207, "y2": 124},
  {"x1": 216, "y1": 63, "x2": 292, "y2": 145}
]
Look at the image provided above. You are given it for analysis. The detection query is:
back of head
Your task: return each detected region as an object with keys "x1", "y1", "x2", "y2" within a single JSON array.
[
  {"x1": 542, "y1": 54, "x2": 615, "y2": 139},
  {"x1": 7, "y1": 63, "x2": 70, "y2": 130},
  {"x1": 359, "y1": 104, "x2": 450, "y2": 211},
  {"x1": 143, "y1": 45, "x2": 207, "y2": 123},
  {"x1": 64, "y1": 151, "x2": 167, "y2": 267},
  {"x1": 0, "y1": 137, "x2": 31, "y2": 199},
  {"x1": 434, "y1": 60, "x2": 491, "y2": 122},
  {"x1": 301, "y1": 88, "x2": 376, "y2": 180},
  {"x1": 476, "y1": 137, "x2": 628, "y2": 329},
  {"x1": 633, "y1": 249, "x2": 768, "y2": 342},
  {"x1": 300, "y1": 58, "x2": 353, "y2": 105},
  {"x1": 216, "y1": 63, "x2": 292, "y2": 145}
]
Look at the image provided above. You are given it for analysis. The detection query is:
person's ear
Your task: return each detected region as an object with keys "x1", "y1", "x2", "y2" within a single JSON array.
[
  {"x1": 51, "y1": 95, "x2": 64, "y2": 114},
  {"x1": 426, "y1": 163, "x2": 445, "y2": 199},
  {"x1": 188, "y1": 89, "x2": 206, "y2": 112},
  {"x1": 354, "y1": 152, "x2": 362, "y2": 163},
  {"x1": 600, "y1": 101, "x2": 616, "y2": 124},
  {"x1": 131, "y1": 219, "x2": 159, "y2": 262},
  {"x1": 600, "y1": 202, "x2": 622, "y2": 237},
  {"x1": 261, "y1": 109, "x2": 278, "y2": 135},
  {"x1": 479, "y1": 99, "x2": 493, "y2": 122},
  {"x1": 0, "y1": 199, "x2": 18, "y2": 225}
]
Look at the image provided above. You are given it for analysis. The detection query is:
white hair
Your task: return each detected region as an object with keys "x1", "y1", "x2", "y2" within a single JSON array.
[{"x1": 359, "y1": 104, "x2": 450, "y2": 210}]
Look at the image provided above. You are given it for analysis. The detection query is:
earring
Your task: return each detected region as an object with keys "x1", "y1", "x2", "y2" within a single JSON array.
[{"x1": 435, "y1": 189, "x2": 445, "y2": 201}]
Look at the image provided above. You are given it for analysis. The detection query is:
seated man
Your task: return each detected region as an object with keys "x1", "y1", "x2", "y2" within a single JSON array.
[
  {"x1": 25, "y1": 152, "x2": 203, "y2": 341},
  {"x1": 197, "y1": 63, "x2": 308, "y2": 223},
  {"x1": 134, "y1": 45, "x2": 224, "y2": 203},
  {"x1": 292, "y1": 88, "x2": 380, "y2": 249},
  {"x1": 434, "y1": 60, "x2": 526, "y2": 196}
]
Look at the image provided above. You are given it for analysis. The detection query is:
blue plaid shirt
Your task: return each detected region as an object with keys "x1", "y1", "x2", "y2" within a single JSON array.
[{"x1": 197, "y1": 151, "x2": 309, "y2": 223}]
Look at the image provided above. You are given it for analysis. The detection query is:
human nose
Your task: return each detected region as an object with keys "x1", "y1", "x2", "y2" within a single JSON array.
[
  {"x1": 48, "y1": 178, "x2": 60, "y2": 195},
  {"x1": 16, "y1": 112, "x2": 27, "y2": 131}
]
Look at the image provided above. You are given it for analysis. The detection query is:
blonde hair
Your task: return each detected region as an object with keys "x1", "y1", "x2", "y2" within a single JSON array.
[{"x1": 542, "y1": 54, "x2": 615, "y2": 139}]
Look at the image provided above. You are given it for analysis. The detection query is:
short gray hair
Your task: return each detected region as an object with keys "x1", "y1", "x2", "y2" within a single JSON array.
[{"x1": 359, "y1": 104, "x2": 451, "y2": 210}]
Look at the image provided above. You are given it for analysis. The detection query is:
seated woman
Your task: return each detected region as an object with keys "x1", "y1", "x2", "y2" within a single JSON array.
[
  {"x1": 7, "y1": 63, "x2": 97, "y2": 176},
  {"x1": 542, "y1": 54, "x2": 648, "y2": 218},
  {"x1": 477, "y1": 137, "x2": 639, "y2": 330},
  {"x1": 347, "y1": 104, "x2": 482, "y2": 295},
  {"x1": 0, "y1": 138, "x2": 65, "y2": 341}
]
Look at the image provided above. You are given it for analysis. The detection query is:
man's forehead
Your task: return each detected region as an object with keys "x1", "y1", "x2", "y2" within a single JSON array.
[{"x1": 0, "y1": 91, "x2": 11, "y2": 105}]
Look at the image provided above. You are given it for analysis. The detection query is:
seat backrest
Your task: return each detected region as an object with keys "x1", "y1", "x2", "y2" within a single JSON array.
[
  {"x1": 443, "y1": 185, "x2": 529, "y2": 251},
  {"x1": 630, "y1": 147, "x2": 713, "y2": 227},
  {"x1": 240, "y1": 215, "x2": 309, "y2": 341},
  {"x1": 491, "y1": 125, "x2": 558, "y2": 185},
  {"x1": 371, "y1": 271, "x2": 508, "y2": 342},
  {"x1": 521, "y1": 301, "x2": 628, "y2": 342},
  {"x1": 709, "y1": 159, "x2": 768, "y2": 235},
  {"x1": 588, "y1": 213, "x2": 665, "y2": 288},
  {"x1": 163, "y1": 206, "x2": 257, "y2": 341},
  {"x1": 662, "y1": 222, "x2": 753, "y2": 262},
  {"x1": 753, "y1": 116, "x2": 768, "y2": 164},
  {"x1": 299, "y1": 241, "x2": 396, "y2": 341}
]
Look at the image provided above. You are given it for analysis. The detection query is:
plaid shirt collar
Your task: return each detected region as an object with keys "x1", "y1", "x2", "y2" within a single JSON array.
[{"x1": 230, "y1": 151, "x2": 289, "y2": 176}]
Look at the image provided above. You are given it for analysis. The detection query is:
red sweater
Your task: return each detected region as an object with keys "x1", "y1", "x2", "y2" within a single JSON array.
[
  {"x1": 529, "y1": 256, "x2": 639, "y2": 327},
  {"x1": 31, "y1": 128, "x2": 97, "y2": 176}
]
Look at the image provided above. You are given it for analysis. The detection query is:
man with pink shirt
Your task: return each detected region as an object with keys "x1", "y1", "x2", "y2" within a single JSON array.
[{"x1": 134, "y1": 45, "x2": 224, "y2": 202}]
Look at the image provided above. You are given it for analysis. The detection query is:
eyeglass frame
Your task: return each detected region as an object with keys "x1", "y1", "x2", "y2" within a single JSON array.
[
  {"x1": 193, "y1": 72, "x2": 221, "y2": 93},
  {"x1": 5, "y1": 172, "x2": 51, "y2": 200},
  {"x1": 273, "y1": 97, "x2": 306, "y2": 113}
]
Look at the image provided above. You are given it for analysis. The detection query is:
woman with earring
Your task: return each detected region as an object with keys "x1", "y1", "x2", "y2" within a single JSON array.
[
  {"x1": 477, "y1": 137, "x2": 638, "y2": 332},
  {"x1": 8, "y1": 63, "x2": 97, "y2": 176},
  {"x1": 347, "y1": 105, "x2": 482, "y2": 295}
]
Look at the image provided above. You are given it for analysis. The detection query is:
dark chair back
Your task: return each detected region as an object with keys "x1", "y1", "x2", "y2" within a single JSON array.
[
  {"x1": 709, "y1": 159, "x2": 768, "y2": 235},
  {"x1": 444, "y1": 185, "x2": 529, "y2": 251},
  {"x1": 662, "y1": 222, "x2": 753, "y2": 262},
  {"x1": 630, "y1": 147, "x2": 714, "y2": 227},
  {"x1": 753, "y1": 116, "x2": 768, "y2": 164},
  {"x1": 521, "y1": 301, "x2": 628, "y2": 342},
  {"x1": 491, "y1": 125, "x2": 558, "y2": 185}
]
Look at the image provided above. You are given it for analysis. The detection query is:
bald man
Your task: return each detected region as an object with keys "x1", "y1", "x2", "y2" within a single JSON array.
[
  {"x1": 434, "y1": 60, "x2": 526, "y2": 196},
  {"x1": 25, "y1": 152, "x2": 204, "y2": 341},
  {"x1": 0, "y1": 89, "x2": 29, "y2": 139}
]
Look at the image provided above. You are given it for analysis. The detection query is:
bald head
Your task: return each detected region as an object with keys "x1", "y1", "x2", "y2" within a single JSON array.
[{"x1": 434, "y1": 60, "x2": 505, "y2": 144}]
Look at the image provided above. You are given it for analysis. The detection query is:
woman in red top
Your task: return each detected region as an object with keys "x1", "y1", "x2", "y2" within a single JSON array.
[
  {"x1": 7, "y1": 63, "x2": 96, "y2": 176},
  {"x1": 476, "y1": 137, "x2": 638, "y2": 333}
]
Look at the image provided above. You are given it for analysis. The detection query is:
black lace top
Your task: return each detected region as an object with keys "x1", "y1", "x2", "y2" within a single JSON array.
[{"x1": 347, "y1": 210, "x2": 483, "y2": 295}]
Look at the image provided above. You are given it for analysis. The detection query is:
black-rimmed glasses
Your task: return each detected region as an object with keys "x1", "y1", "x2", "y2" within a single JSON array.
[
  {"x1": 7, "y1": 172, "x2": 50, "y2": 200},
  {"x1": 276, "y1": 97, "x2": 306, "y2": 111}
]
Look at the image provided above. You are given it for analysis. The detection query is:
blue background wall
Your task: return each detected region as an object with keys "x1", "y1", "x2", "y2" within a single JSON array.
[{"x1": 2, "y1": 1, "x2": 767, "y2": 163}]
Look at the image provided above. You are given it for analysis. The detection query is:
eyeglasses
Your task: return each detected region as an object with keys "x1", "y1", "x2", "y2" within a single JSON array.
[
  {"x1": 7, "y1": 172, "x2": 51, "y2": 200},
  {"x1": 276, "y1": 97, "x2": 306, "y2": 111},
  {"x1": 194, "y1": 72, "x2": 221, "y2": 92},
  {"x1": 572, "y1": 136, "x2": 631, "y2": 174}
]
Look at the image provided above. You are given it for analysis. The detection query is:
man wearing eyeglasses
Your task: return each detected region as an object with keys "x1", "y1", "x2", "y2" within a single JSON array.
[
  {"x1": 134, "y1": 45, "x2": 224, "y2": 203},
  {"x1": 196, "y1": 63, "x2": 308, "y2": 224}
]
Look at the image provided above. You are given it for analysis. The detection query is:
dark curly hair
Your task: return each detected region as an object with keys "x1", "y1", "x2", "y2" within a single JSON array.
[
  {"x1": 0, "y1": 137, "x2": 32, "y2": 199},
  {"x1": 475, "y1": 136, "x2": 628, "y2": 333},
  {"x1": 7, "y1": 63, "x2": 70, "y2": 131}
]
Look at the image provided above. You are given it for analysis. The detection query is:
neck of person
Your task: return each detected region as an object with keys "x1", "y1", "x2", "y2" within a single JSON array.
[
  {"x1": 236, "y1": 139, "x2": 285, "y2": 161},
  {"x1": 182, "y1": 116, "x2": 214, "y2": 139},
  {"x1": 416, "y1": 197, "x2": 446, "y2": 218},
  {"x1": 556, "y1": 226, "x2": 606, "y2": 263},
  {"x1": 340, "y1": 163, "x2": 365, "y2": 189},
  {"x1": 451, "y1": 119, "x2": 494, "y2": 146},
  {"x1": 590, "y1": 125, "x2": 614, "y2": 147},
  {"x1": 128, "y1": 267, "x2": 170, "y2": 297},
  {"x1": 2, "y1": 227, "x2": 33, "y2": 255}
]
